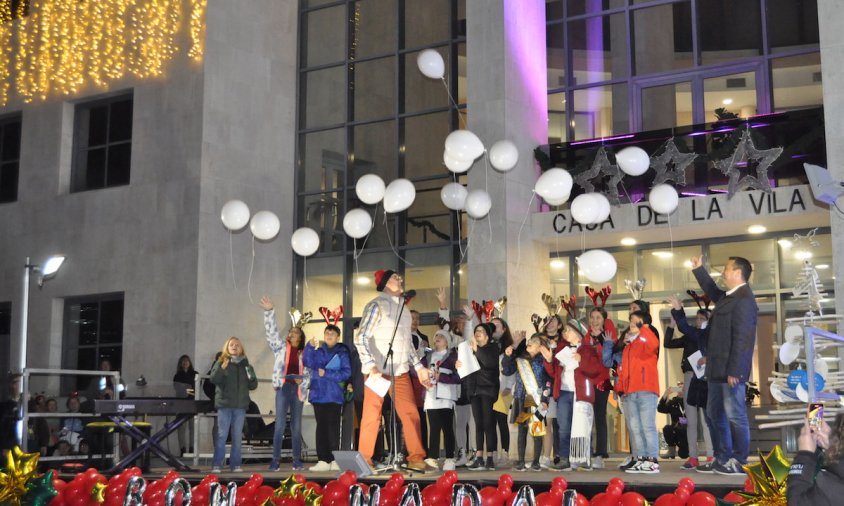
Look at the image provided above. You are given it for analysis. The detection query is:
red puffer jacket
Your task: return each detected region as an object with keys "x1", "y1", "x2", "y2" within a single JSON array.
[
  {"x1": 584, "y1": 319, "x2": 617, "y2": 391},
  {"x1": 544, "y1": 340, "x2": 602, "y2": 403},
  {"x1": 615, "y1": 324, "x2": 660, "y2": 396}
]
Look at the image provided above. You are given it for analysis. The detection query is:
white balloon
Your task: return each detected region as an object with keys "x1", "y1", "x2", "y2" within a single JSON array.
[
  {"x1": 570, "y1": 193, "x2": 600, "y2": 224},
  {"x1": 795, "y1": 383, "x2": 809, "y2": 402},
  {"x1": 443, "y1": 150, "x2": 474, "y2": 173},
  {"x1": 815, "y1": 358, "x2": 829, "y2": 380},
  {"x1": 342, "y1": 208, "x2": 373, "y2": 239},
  {"x1": 383, "y1": 179, "x2": 416, "y2": 213},
  {"x1": 534, "y1": 168, "x2": 573, "y2": 205},
  {"x1": 444, "y1": 129, "x2": 485, "y2": 163},
  {"x1": 577, "y1": 249, "x2": 618, "y2": 283},
  {"x1": 593, "y1": 193, "x2": 612, "y2": 222},
  {"x1": 616, "y1": 146, "x2": 651, "y2": 176},
  {"x1": 221, "y1": 200, "x2": 250, "y2": 231},
  {"x1": 417, "y1": 49, "x2": 445, "y2": 79},
  {"x1": 649, "y1": 183, "x2": 679, "y2": 215},
  {"x1": 488, "y1": 140, "x2": 519, "y2": 172},
  {"x1": 291, "y1": 227, "x2": 320, "y2": 256},
  {"x1": 769, "y1": 383, "x2": 792, "y2": 403},
  {"x1": 779, "y1": 341, "x2": 800, "y2": 366},
  {"x1": 355, "y1": 174, "x2": 386, "y2": 205},
  {"x1": 250, "y1": 210, "x2": 280, "y2": 241},
  {"x1": 440, "y1": 182, "x2": 468, "y2": 211},
  {"x1": 784, "y1": 325, "x2": 803, "y2": 342},
  {"x1": 465, "y1": 189, "x2": 492, "y2": 219}
]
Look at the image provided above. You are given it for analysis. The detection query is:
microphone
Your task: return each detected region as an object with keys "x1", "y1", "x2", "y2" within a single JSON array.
[{"x1": 403, "y1": 289, "x2": 417, "y2": 304}]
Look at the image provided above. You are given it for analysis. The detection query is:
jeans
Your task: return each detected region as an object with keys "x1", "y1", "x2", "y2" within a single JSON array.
[
  {"x1": 555, "y1": 391, "x2": 574, "y2": 458},
  {"x1": 621, "y1": 391, "x2": 659, "y2": 459},
  {"x1": 705, "y1": 381, "x2": 750, "y2": 464},
  {"x1": 213, "y1": 408, "x2": 245, "y2": 469},
  {"x1": 273, "y1": 382, "x2": 304, "y2": 466}
]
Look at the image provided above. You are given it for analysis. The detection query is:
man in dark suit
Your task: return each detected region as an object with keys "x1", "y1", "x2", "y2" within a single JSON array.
[{"x1": 690, "y1": 255, "x2": 757, "y2": 476}]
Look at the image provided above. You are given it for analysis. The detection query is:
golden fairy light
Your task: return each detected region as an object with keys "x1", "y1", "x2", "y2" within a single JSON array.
[{"x1": 1, "y1": 0, "x2": 207, "y2": 107}]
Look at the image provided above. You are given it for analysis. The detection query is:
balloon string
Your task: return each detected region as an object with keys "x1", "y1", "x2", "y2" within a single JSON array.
[
  {"x1": 668, "y1": 211, "x2": 675, "y2": 290},
  {"x1": 441, "y1": 77, "x2": 465, "y2": 129},
  {"x1": 383, "y1": 208, "x2": 414, "y2": 266},
  {"x1": 516, "y1": 191, "x2": 537, "y2": 269},
  {"x1": 458, "y1": 217, "x2": 475, "y2": 265},
  {"x1": 229, "y1": 231, "x2": 238, "y2": 290},
  {"x1": 354, "y1": 203, "x2": 378, "y2": 260},
  {"x1": 303, "y1": 257, "x2": 311, "y2": 298},
  {"x1": 456, "y1": 210, "x2": 466, "y2": 259},
  {"x1": 247, "y1": 236, "x2": 256, "y2": 304}
]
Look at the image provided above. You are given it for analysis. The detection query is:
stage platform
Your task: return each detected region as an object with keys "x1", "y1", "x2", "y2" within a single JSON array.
[{"x1": 72, "y1": 457, "x2": 752, "y2": 501}]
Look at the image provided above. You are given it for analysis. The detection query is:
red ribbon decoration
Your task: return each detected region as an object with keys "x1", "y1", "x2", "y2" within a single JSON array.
[{"x1": 318, "y1": 305, "x2": 344, "y2": 325}]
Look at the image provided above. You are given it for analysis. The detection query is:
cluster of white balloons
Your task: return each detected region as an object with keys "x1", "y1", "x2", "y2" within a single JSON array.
[
  {"x1": 570, "y1": 193, "x2": 611, "y2": 225},
  {"x1": 221, "y1": 200, "x2": 281, "y2": 241},
  {"x1": 342, "y1": 173, "x2": 418, "y2": 240},
  {"x1": 577, "y1": 249, "x2": 618, "y2": 284},
  {"x1": 220, "y1": 199, "x2": 321, "y2": 256},
  {"x1": 616, "y1": 146, "x2": 680, "y2": 215}
]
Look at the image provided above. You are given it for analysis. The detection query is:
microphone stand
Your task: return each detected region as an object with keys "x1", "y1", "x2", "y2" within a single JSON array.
[{"x1": 381, "y1": 292, "x2": 410, "y2": 471}]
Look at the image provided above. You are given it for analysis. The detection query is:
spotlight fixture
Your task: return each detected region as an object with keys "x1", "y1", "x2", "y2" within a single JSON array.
[
  {"x1": 747, "y1": 225, "x2": 767, "y2": 234},
  {"x1": 620, "y1": 237, "x2": 637, "y2": 246}
]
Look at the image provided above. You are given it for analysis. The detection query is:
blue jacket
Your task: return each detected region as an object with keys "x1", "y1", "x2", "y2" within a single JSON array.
[
  {"x1": 302, "y1": 342, "x2": 352, "y2": 405},
  {"x1": 502, "y1": 353, "x2": 550, "y2": 404}
]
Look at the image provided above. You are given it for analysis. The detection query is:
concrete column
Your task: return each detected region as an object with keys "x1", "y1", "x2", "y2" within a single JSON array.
[
  {"x1": 466, "y1": 0, "x2": 549, "y2": 332},
  {"x1": 818, "y1": 1, "x2": 844, "y2": 320}
]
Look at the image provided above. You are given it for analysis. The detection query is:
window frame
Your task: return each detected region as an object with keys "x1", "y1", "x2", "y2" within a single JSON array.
[{"x1": 70, "y1": 92, "x2": 134, "y2": 193}]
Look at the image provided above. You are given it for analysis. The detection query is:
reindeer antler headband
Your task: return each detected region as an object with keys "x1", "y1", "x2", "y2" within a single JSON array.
[{"x1": 289, "y1": 307, "x2": 313, "y2": 328}]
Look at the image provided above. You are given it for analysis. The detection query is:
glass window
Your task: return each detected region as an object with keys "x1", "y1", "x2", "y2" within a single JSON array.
[
  {"x1": 353, "y1": 56, "x2": 396, "y2": 122},
  {"x1": 772, "y1": 53, "x2": 823, "y2": 112},
  {"x1": 404, "y1": 112, "x2": 450, "y2": 179},
  {"x1": 698, "y1": 0, "x2": 762, "y2": 66},
  {"x1": 778, "y1": 232, "x2": 833, "y2": 291},
  {"x1": 0, "y1": 301, "x2": 10, "y2": 378},
  {"x1": 567, "y1": 0, "x2": 626, "y2": 17},
  {"x1": 351, "y1": 252, "x2": 398, "y2": 316},
  {"x1": 709, "y1": 239, "x2": 775, "y2": 291},
  {"x1": 352, "y1": 0, "x2": 397, "y2": 59},
  {"x1": 302, "y1": 256, "x2": 345, "y2": 317},
  {"x1": 302, "y1": 66, "x2": 347, "y2": 129},
  {"x1": 62, "y1": 293, "x2": 124, "y2": 392},
  {"x1": 572, "y1": 83, "x2": 629, "y2": 140},
  {"x1": 704, "y1": 71, "x2": 757, "y2": 122},
  {"x1": 548, "y1": 91, "x2": 568, "y2": 144},
  {"x1": 404, "y1": 48, "x2": 451, "y2": 113},
  {"x1": 641, "y1": 81, "x2": 692, "y2": 131},
  {"x1": 352, "y1": 120, "x2": 396, "y2": 182},
  {"x1": 303, "y1": 5, "x2": 346, "y2": 67},
  {"x1": 405, "y1": 0, "x2": 451, "y2": 48},
  {"x1": 406, "y1": 178, "x2": 452, "y2": 245},
  {"x1": 300, "y1": 128, "x2": 346, "y2": 193},
  {"x1": 72, "y1": 94, "x2": 133, "y2": 193},
  {"x1": 549, "y1": 256, "x2": 571, "y2": 298},
  {"x1": 568, "y1": 12, "x2": 628, "y2": 85},
  {"x1": 301, "y1": 192, "x2": 343, "y2": 254},
  {"x1": 404, "y1": 247, "x2": 454, "y2": 314},
  {"x1": 767, "y1": 0, "x2": 819, "y2": 53},
  {"x1": 547, "y1": 22, "x2": 566, "y2": 90},
  {"x1": 457, "y1": 42, "x2": 468, "y2": 106},
  {"x1": 638, "y1": 245, "x2": 703, "y2": 296},
  {"x1": 632, "y1": 2, "x2": 693, "y2": 75},
  {"x1": 0, "y1": 115, "x2": 22, "y2": 203}
]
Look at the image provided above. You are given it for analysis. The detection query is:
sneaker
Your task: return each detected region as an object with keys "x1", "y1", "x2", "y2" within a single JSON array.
[
  {"x1": 528, "y1": 461, "x2": 542, "y2": 471},
  {"x1": 552, "y1": 458, "x2": 572, "y2": 471},
  {"x1": 681, "y1": 457, "x2": 699, "y2": 470},
  {"x1": 592, "y1": 456, "x2": 604, "y2": 469},
  {"x1": 443, "y1": 459, "x2": 456, "y2": 471},
  {"x1": 713, "y1": 458, "x2": 746, "y2": 476},
  {"x1": 211, "y1": 467, "x2": 222, "y2": 474},
  {"x1": 329, "y1": 461, "x2": 340, "y2": 471},
  {"x1": 486, "y1": 456, "x2": 496, "y2": 471},
  {"x1": 466, "y1": 456, "x2": 486, "y2": 471},
  {"x1": 309, "y1": 460, "x2": 332, "y2": 471},
  {"x1": 539, "y1": 455, "x2": 551, "y2": 469},
  {"x1": 577, "y1": 464, "x2": 593, "y2": 472},
  {"x1": 454, "y1": 449, "x2": 469, "y2": 467},
  {"x1": 618, "y1": 455, "x2": 634, "y2": 470},
  {"x1": 232, "y1": 467, "x2": 243, "y2": 473},
  {"x1": 553, "y1": 456, "x2": 561, "y2": 465},
  {"x1": 496, "y1": 450, "x2": 510, "y2": 468},
  {"x1": 424, "y1": 458, "x2": 440, "y2": 469},
  {"x1": 403, "y1": 461, "x2": 429, "y2": 473},
  {"x1": 268, "y1": 462, "x2": 279, "y2": 472},
  {"x1": 628, "y1": 458, "x2": 660, "y2": 474},
  {"x1": 619, "y1": 456, "x2": 639, "y2": 472},
  {"x1": 292, "y1": 463, "x2": 304, "y2": 471},
  {"x1": 514, "y1": 461, "x2": 526, "y2": 472},
  {"x1": 696, "y1": 461, "x2": 715, "y2": 474}
]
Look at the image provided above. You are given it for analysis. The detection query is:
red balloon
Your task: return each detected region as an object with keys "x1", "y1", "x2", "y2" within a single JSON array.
[
  {"x1": 191, "y1": 493, "x2": 208, "y2": 506},
  {"x1": 53, "y1": 478, "x2": 67, "y2": 493},
  {"x1": 388, "y1": 474, "x2": 405, "y2": 486},
  {"x1": 442, "y1": 471, "x2": 459, "y2": 486},
  {"x1": 479, "y1": 488, "x2": 503, "y2": 506},
  {"x1": 619, "y1": 492, "x2": 646, "y2": 506},
  {"x1": 536, "y1": 492, "x2": 553, "y2": 506},
  {"x1": 608, "y1": 478, "x2": 625, "y2": 489},
  {"x1": 605, "y1": 484, "x2": 624, "y2": 498},
  {"x1": 550, "y1": 477, "x2": 568, "y2": 493},
  {"x1": 674, "y1": 489, "x2": 691, "y2": 505},
  {"x1": 338, "y1": 471, "x2": 358, "y2": 487},
  {"x1": 574, "y1": 493, "x2": 590, "y2": 506},
  {"x1": 293, "y1": 474, "x2": 306, "y2": 485},
  {"x1": 653, "y1": 494, "x2": 682, "y2": 506},
  {"x1": 686, "y1": 492, "x2": 716, "y2": 506},
  {"x1": 677, "y1": 478, "x2": 695, "y2": 492},
  {"x1": 48, "y1": 496, "x2": 65, "y2": 506},
  {"x1": 743, "y1": 478, "x2": 754, "y2": 493},
  {"x1": 497, "y1": 474, "x2": 513, "y2": 491},
  {"x1": 722, "y1": 492, "x2": 744, "y2": 503},
  {"x1": 588, "y1": 493, "x2": 610, "y2": 506}
]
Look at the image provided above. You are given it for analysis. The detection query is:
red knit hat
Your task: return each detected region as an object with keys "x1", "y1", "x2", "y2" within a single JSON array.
[{"x1": 374, "y1": 269, "x2": 396, "y2": 291}]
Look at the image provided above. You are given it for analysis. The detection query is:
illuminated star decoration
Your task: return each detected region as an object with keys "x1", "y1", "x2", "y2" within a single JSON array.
[
  {"x1": 651, "y1": 138, "x2": 698, "y2": 187},
  {"x1": 573, "y1": 147, "x2": 625, "y2": 205},
  {"x1": 24, "y1": 471, "x2": 58, "y2": 506},
  {"x1": 727, "y1": 446, "x2": 790, "y2": 505},
  {"x1": 715, "y1": 129, "x2": 784, "y2": 200},
  {"x1": 275, "y1": 475, "x2": 304, "y2": 499},
  {"x1": 90, "y1": 481, "x2": 107, "y2": 503},
  {"x1": 302, "y1": 487, "x2": 323, "y2": 506},
  {"x1": 0, "y1": 447, "x2": 40, "y2": 506}
]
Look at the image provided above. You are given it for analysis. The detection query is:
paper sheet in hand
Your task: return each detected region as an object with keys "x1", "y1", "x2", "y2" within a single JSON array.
[
  {"x1": 688, "y1": 350, "x2": 706, "y2": 379},
  {"x1": 456, "y1": 341, "x2": 481, "y2": 378},
  {"x1": 365, "y1": 374, "x2": 391, "y2": 397}
]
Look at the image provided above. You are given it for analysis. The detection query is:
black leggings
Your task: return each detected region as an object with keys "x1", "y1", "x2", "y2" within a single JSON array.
[
  {"x1": 471, "y1": 395, "x2": 497, "y2": 454},
  {"x1": 495, "y1": 411, "x2": 510, "y2": 452},
  {"x1": 427, "y1": 408, "x2": 455, "y2": 459},
  {"x1": 593, "y1": 387, "x2": 610, "y2": 457},
  {"x1": 517, "y1": 422, "x2": 543, "y2": 464},
  {"x1": 313, "y1": 403, "x2": 342, "y2": 462}
]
